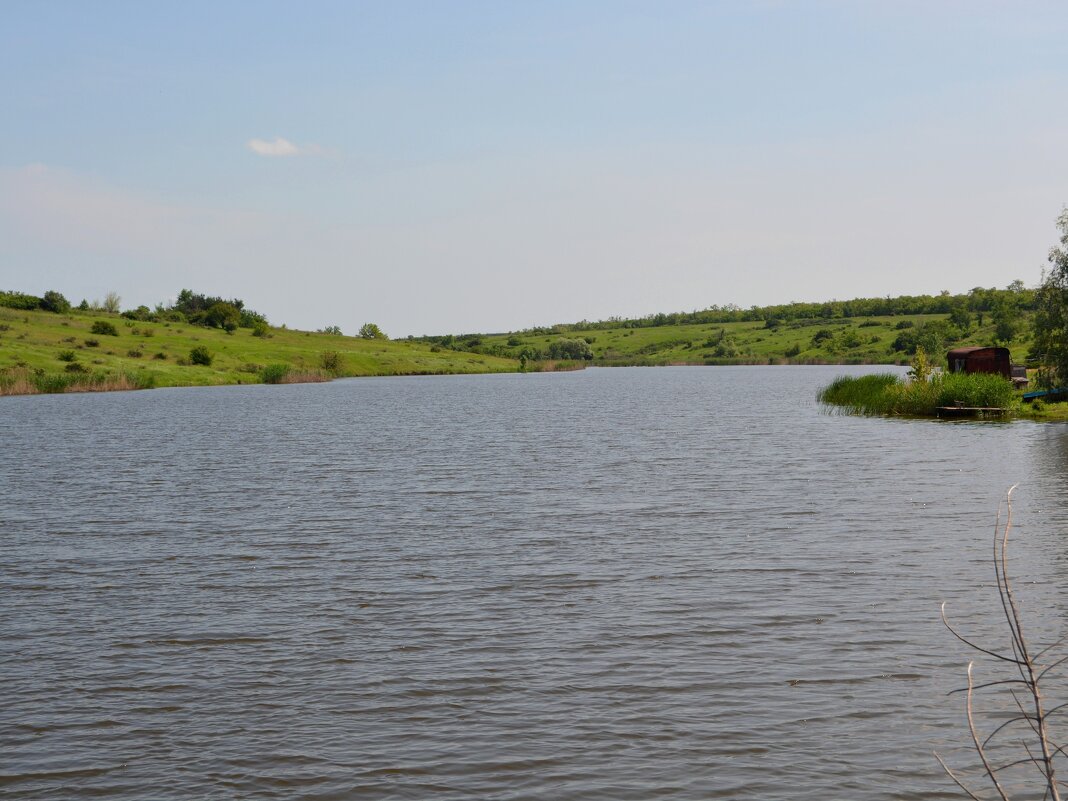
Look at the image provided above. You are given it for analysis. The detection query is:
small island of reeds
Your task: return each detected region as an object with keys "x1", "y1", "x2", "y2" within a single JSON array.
[{"x1": 817, "y1": 372, "x2": 1016, "y2": 418}]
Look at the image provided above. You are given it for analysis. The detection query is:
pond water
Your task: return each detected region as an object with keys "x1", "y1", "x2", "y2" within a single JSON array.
[{"x1": 4, "y1": 366, "x2": 1068, "y2": 799}]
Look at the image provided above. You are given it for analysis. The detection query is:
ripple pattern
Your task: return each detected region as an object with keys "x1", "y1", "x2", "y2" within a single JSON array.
[{"x1": 3, "y1": 366, "x2": 1068, "y2": 799}]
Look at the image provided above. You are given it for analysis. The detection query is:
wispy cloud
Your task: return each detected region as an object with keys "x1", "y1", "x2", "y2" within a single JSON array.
[{"x1": 247, "y1": 137, "x2": 302, "y2": 157}]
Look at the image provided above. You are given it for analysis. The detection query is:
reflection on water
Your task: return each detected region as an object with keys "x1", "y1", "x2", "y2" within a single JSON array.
[{"x1": 2, "y1": 366, "x2": 1068, "y2": 799}]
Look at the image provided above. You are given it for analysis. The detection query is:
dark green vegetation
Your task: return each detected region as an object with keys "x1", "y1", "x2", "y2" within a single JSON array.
[
  {"x1": 416, "y1": 284, "x2": 1038, "y2": 368},
  {"x1": 817, "y1": 372, "x2": 1017, "y2": 417}
]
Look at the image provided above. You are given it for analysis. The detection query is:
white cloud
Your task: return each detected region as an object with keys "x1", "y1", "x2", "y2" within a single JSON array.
[{"x1": 247, "y1": 137, "x2": 301, "y2": 157}]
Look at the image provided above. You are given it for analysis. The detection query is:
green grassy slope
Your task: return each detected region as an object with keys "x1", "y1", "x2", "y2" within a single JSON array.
[
  {"x1": 474, "y1": 313, "x2": 1034, "y2": 367},
  {"x1": 0, "y1": 306, "x2": 519, "y2": 394}
]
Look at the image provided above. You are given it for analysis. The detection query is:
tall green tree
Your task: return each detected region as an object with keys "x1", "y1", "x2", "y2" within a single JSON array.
[{"x1": 1030, "y1": 209, "x2": 1068, "y2": 384}]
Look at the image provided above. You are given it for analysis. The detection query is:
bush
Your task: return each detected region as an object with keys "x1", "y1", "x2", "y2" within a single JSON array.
[
  {"x1": 90, "y1": 320, "x2": 118, "y2": 336},
  {"x1": 84, "y1": 338, "x2": 100, "y2": 347},
  {"x1": 547, "y1": 338, "x2": 594, "y2": 360},
  {"x1": 189, "y1": 346, "x2": 213, "y2": 366},
  {"x1": 319, "y1": 351, "x2": 342, "y2": 372},
  {"x1": 261, "y1": 363, "x2": 289, "y2": 384},
  {"x1": 894, "y1": 320, "x2": 915, "y2": 330},
  {"x1": 57, "y1": 350, "x2": 77, "y2": 362},
  {"x1": 126, "y1": 349, "x2": 142, "y2": 358},
  {"x1": 251, "y1": 322, "x2": 270, "y2": 338},
  {"x1": 0, "y1": 291, "x2": 43, "y2": 310},
  {"x1": 64, "y1": 362, "x2": 89, "y2": 373},
  {"x1": 153, "y1": 352, "x2": 167, "y2": 360}
]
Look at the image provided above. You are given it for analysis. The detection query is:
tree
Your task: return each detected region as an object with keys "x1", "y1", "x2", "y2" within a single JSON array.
[
  {"x1": 991, "y1": 297, "x2": 1019, "y2": 344},
  {"x1": 41, "y1": 290, "x2": 71, "y2": 314},
  {"x1": 948, "y1": 303, "x2": 971, "y2": 333},
  {"x1": 103, "y1": 291, "x2": 121, "y2": 313},
  {"x1": 203, "y1": 302, "x2": 240, "y2": 332},
  {"x1": 1030, "y1": 209, "x2": 1068, "y2": 384},
  {"x1": 359, "y1": 323, "x2": 387, "y2": 340}
]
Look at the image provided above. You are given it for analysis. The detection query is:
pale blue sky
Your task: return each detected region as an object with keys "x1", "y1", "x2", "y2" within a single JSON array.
[{"x1": 3, "y1": 1, "x2": 1067, "y2": 335}]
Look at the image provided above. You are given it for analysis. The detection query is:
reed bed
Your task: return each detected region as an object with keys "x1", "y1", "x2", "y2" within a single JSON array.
[
  {"x1": 818, "y1": 372, "x2": 1015, "y2": 417},
  {"x1": 0, "y1": 368, "x2": 156, "y2": 396}
]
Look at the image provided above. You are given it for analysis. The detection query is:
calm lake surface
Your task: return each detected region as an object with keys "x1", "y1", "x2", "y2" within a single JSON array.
[{"x1": 4, "y1": 365, "x2": 1068, "y2": 800}]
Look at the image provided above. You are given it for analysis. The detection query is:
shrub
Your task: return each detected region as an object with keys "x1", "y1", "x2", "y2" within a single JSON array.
[
  {"x1": 90, "y1": 320, "x2": 118, "y2": 336},
  {"x1": 126, "y1": 349, "x2": 142, "y2": 358},
  {"x1": 547, "y1": 338, "x2": 594, "y2": 360},
  {"x1": 64, "y1": 362, "x2": 89, "y2": 373},
  {"x1": 894, "y1": 320, "x2": 915, "y2": 330},
  {"x1": 319, "y1": 351, "x2": 342, "y2": 372},
  {"x1": 153, "y1": 352, "x2": 167, "y2": 360},
  {"x1": 0, "y1": 291, "x2": 42, "y2": 310},
  {"x1": 189, "y1": 346, "x2": 213, "y2": 366},
  {"x1": 251, "y1": 322, "x2": 270, "y2": 338},
  {"x1": 84, "y1": 338, "x2": 100, "y2": 347},
  {"x1": 784, "y1": 343, "x2": 801, "y2": 358},
  {"x1": 57, "y1": 350, "x2": 77, "y2": 362},
  {"x1": 261, "y1": 363, "x2": 289, "y2": 384}
]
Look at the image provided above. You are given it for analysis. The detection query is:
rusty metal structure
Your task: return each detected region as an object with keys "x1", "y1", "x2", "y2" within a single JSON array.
[{"x1": 946, "y1": 346, "x2": 1011, "y2": 379}]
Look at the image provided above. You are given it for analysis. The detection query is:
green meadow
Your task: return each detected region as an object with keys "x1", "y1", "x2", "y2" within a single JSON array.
[{"x1": 0, "y1": 305, "x2": 518, "y2": 395}]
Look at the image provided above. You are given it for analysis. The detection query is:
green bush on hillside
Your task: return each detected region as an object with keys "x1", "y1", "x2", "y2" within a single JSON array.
[
  {"x1": 189, "y1": 346, "x2": 213, "y2": 366},
  {"x1": 90, "y1": 320, "x2": 119, "y2": 336}
]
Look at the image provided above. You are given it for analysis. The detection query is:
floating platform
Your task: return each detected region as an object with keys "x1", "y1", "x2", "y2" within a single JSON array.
[{"x1": 936, "y1": 406, "x2": 1009, "y2": 418}]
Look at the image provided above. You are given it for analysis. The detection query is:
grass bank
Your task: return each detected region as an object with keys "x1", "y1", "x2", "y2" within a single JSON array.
[
  {"x1": 0, "y1": 307, "x2": 528, "y2": 396},
  {"x1": 817, "y1": 372, "x2": 1017, "y2": 418}
]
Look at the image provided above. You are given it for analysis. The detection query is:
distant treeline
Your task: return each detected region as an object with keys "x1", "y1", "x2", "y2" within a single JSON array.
[
  {"x1": 523, "y1": 283, "x2": 1036, "y2": 334},
  {"x1": 0, "y1": 288, "x2": 268, "y2": 334}
]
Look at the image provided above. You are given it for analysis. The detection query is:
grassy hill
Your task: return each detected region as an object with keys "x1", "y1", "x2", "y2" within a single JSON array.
[
  {"x1": 439, "y1": 313, "x2": 1035, "y2": 368},
  {"x1": 0, "y1": 305, "x2": 520, "y2": 396}
]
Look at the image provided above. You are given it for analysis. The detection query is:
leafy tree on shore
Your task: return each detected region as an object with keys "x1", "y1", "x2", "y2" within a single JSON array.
[{"x1": 1031, "y1": 209, "x2": 1068, "y2": 384}]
